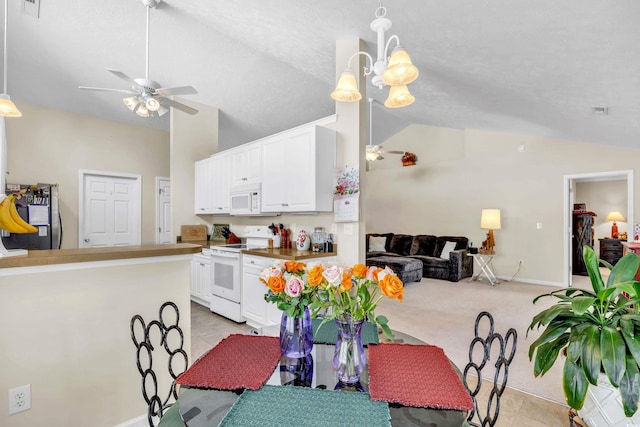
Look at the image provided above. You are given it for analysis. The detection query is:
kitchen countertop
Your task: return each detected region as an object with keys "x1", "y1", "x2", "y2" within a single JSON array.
[
  {"x1": 0, "y1": 243, "x2": 203, "y2": 268},
  {"x1": 242, "y1": 247, "x2": 337, "y2": 261}
]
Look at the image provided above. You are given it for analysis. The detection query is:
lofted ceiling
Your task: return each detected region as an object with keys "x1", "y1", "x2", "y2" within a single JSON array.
[{"x1": 3, "y1": 0, "x2": 640, "y2": 150}]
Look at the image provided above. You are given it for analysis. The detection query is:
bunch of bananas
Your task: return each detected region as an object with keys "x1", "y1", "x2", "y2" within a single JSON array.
[{"x1": 0, "y1": 194, "x2": 38, "y2": 234}]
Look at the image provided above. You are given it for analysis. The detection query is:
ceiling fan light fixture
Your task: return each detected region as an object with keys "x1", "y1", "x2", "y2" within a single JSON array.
[
  {"x1": 143, "y1": 95, "x2": 161, "y2": 112},
  {"x1": 382, "y1": 46, "x2": 419, "y2": 86},
  {"x1": 384, "y1": 84, "x2": 415, "y2": 108},
  {"x1": 330, "y1": 69, "x2": 362, "y2": 102},
  {"x1": 123, "y1": 96, "x2": 140, "y2": 111},
  {"x1": 0, "y1": 94, "x2": 22, "y2": 117},
  {"x1": 135, "y1": 103, "x2": 150, "y2": 118}
]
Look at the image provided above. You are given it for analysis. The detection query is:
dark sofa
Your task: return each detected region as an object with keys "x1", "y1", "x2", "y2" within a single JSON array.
[{"x1": 366, "y1": 233, "x2": 473, "y2": 282}]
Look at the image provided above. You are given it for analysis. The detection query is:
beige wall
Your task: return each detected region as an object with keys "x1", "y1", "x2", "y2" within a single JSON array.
[
  {"x1": 0, "y1": 259, "x2": 192, "y2": 427},
  {"x1": 365, "y1": 124, "x2": 639, "y2": 285},
  {"x1": 5, "y1": 103, "x2": 170, "y2": 248}
]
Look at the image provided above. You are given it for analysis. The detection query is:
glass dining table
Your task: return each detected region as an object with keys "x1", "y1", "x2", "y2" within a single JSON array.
[{"x1": 162, "y1": 327, "x2": 470, "y2": 427}]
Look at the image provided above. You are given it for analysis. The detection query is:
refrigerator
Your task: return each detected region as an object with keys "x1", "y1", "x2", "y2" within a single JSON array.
[{"x1": 1, "y1": 183, "x2": 62, "y2": 250}]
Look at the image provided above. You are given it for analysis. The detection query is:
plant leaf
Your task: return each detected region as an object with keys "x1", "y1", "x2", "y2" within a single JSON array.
[
  {"x1": 566, "y1": 323, "x2": 590, "y2": 363},
  {"x1": 563, "y1": 358, "x2": 589, "y2": 410},
  {"x1": 581, "y1": 324, "x2": 602, "y2": 385},
  {"x1": 583, "y1": 246, "x2": 605, "y2": 293},
  {"x1": 622, "y1": 327, "x2": 640, "y2": 369},
  {"x1": 533, "y1": 334, "x2": 569, "y2": 377},
  {"x1": 620, "y1": 355, "x2": 640, "y2": 417},
  {"x1": 529, "y1": 320, "x2": 577, "y2": 360},
  {"x1": 571, "y1": 296, "x2": 597, "y2": 315},
  {"x1": 601, "y1": 325, "x2": 626, "y2": 387},
  {"x1": 608, "y1": 253, "x2": 640, "y2": 287}
]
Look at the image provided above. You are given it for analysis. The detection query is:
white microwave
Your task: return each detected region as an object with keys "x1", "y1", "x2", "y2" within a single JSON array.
[{"x1": 229, "y1": 183, "x2": 263, "y2": 216}]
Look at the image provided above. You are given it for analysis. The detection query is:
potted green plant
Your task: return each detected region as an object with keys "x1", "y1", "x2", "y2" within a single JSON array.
[{"x1": 528, "y1": 245, "x2": 640, "y2": 417}]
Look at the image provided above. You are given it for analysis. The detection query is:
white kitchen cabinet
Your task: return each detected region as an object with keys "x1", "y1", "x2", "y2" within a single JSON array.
[
  {"x1": 210, "y1": 151, "x2": 231, "y2": 214},
  {"x1": 241, "y1": 254, "x2": 337, "y2": 328},
  {"x1": 194, "y1": 157, "x2": 214, "y2": 214},
  {"x1": 262, "y1": 125, "x2": 336, "y2": 213},
  {"x1": 191, "y1": 254, "x2": 212, "y2": 307},
  {"x1": 230, "y1": 141, "x2": 263, "y2": 187}
]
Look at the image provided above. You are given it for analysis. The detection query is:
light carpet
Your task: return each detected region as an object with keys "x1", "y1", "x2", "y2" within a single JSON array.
[{"x1": 376, "y1": 276, "x2": 570, "y2": 404}]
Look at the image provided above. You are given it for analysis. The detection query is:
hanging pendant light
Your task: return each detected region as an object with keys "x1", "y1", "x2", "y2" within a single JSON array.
[
  {"x1": 1, "y1": 0, "x2": 21, "y2": 117},
  {"x1": 331, "y1": 1, "x2": 418, "y2": 108}
]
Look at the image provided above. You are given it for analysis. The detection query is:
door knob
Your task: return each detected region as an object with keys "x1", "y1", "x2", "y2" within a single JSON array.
[{"x1": 84, "y1": 239, "x2": 89, "y2": 243}]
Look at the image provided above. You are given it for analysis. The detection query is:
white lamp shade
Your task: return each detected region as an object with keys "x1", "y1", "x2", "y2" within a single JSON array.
[
  {"x1": 382, "y1": 46, "x2": 419, "y2": 86},
  {"x1": 384, "y1": 84, "x2": 415, "y2": 108},
  {"x1": 481, "y1": 209, "x2": 501, "y2": 229},
  {"x1": 605, "y1": 211, "x2": 626, "y2": 222},
  {"x1": 0, "y1": 94, "x2": 22, "y2": 117},
  {"x1": 330, "y1": 69, "x2": 362, "y2": 102}
]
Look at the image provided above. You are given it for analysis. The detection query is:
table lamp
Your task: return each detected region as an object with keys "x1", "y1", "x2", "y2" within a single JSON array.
[
  {"x1": 605, "y1": 210, "x2": 626, "y2": 238},
  {"x1": 480, "y1": 209, "x2": 501, "y2": 254}
]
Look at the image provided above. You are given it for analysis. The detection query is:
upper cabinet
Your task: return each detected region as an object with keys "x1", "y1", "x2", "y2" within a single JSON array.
[
  {"x1": 262, "y1": 125, "x2": 336, "y2": 213},
  {"x1": 194, "y1": 157, "x2": 214, "y2": 214},
  {"x1": 194, "y1": 151, "x2": 231, "y2": 215},
  {"x1": 230, "y1": 142, "x2": 263, "y2": 187}
]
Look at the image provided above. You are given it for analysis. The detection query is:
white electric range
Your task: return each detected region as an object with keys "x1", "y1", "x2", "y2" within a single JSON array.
[{"x1": 208, "y1": 226, "x2": 275, "y2": 322}]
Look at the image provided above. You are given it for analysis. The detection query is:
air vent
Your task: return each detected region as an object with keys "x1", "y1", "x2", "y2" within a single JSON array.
[
  {"x1": 21, "y1": 0, "x2": 40, "y2": 18},
  {"x1": 591, "y1": 106, "x2": 609, "y2": 115}
]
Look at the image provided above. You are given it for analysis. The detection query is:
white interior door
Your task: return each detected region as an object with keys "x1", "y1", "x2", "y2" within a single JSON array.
[
  {"x1": 157, "y1": 177, "x2": 171, "y2": 244},
  {"x1": 79, "y1": 170, "x2": 141, "y2": 248}
]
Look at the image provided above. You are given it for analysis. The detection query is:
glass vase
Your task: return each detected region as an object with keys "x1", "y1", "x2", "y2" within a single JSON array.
[
  {"x1": 334, "y1": 316, "x2": 366, "y2": 384},
  {"x1": 279, "y1": 306, "x2": 313, "y2": 357}
]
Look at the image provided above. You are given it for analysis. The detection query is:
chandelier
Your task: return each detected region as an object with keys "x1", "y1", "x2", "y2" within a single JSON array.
[{"x1": 331, "y1": 1, "x2": 419, "y2": 108}]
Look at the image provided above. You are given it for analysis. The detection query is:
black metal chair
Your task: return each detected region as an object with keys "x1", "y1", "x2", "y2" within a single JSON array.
[
  {"x1": 131, "y1": 302, "x2": 188, "y2": 427},
  {"x1": 463, "y1": 311, "x2": 517, "y2": 427}
]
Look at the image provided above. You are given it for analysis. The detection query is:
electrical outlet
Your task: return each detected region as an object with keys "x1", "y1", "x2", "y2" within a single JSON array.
[
  {"x1": 343, "y1": 223, "x2": 354, "y2": 235},
  {"x1": 8, "y1": 384, "x2": 31, "y2": 415}
]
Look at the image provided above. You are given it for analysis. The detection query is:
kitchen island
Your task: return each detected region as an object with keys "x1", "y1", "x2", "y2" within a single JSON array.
[{"x1": 0, "y1": 243, "x2": 201, "y2": 427}]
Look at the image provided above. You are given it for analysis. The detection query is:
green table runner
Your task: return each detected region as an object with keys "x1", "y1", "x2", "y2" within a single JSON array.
[
  {"x1": 312, "y1": 318, "x2": 379, "y2": 345},
  {"x1": 219, "y1": 385, "x2": 391, "y2": 426}
]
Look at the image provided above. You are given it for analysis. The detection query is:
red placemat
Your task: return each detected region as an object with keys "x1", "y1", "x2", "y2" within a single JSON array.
[
  {"x1": 369, "y1": 343, "x2": 474, "y2": 411},
  {"x1": 175, "y1": 334, "x2": 280, "y2": 390}
]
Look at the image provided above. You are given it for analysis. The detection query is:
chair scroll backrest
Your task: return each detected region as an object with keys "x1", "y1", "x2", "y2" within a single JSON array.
[
  {"x1": 130, "y1": 301, "x2": 189, "y2": 427},
  {"x1": 463, "y1": 311, "x2": 517, "y2": 427}
]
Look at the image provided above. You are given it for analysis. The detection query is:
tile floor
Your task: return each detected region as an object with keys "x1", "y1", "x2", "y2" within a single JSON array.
[{"x1": 189, "y1": 302, "x2": 570, "y2": 426}]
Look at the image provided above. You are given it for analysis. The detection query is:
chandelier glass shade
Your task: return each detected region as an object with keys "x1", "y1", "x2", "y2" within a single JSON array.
[
  {"x1": 384, "y1": 85, "x2": 415, "y2": 108},
  {"x1": 123, "y1": 95, "x2": 169, "y2": 118},
  {"x1": 1, "y1": 0, "x2": 21, "y2": 117},
  {"x1": 331, "y1": 2, "x2": 418, "y2": 108}
]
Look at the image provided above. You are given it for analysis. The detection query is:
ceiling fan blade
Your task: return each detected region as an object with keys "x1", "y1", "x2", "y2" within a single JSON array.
[
  {"x1": 156, "y1": 86, "x2": 198, "y2": 97},
  {"x1": 107, "y1": 69, "x2": 142, "y2": 88},
  {"x1": 78, "y1": 86, "x2": 137, "y2": 95},
  {"x1": 161, "y1": 98, "x2": 199, "y2": 115}
]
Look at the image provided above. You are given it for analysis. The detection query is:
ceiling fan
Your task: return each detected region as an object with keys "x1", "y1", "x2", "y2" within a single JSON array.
[
  {"x1": 78, "y1": 0, "x2": 198, "y2": 118},
  {"x1": 366, "y1": 98, "x2": 404, "y2": 162}
]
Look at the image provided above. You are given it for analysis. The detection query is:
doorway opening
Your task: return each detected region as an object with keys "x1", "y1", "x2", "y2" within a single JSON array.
[{"x1": 563, "y1": 170, "x2": 634, "y2": 287}]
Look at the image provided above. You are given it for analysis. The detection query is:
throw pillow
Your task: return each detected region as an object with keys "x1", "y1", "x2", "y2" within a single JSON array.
[
  {"x1": 440, "y1": 241, "x2": 458, "y2": 260},
  {"x1": 369, "y1": 236, "x2": 387, "y2": 252}
]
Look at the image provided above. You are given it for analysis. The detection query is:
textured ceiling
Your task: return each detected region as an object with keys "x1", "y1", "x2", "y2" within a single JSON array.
[{"x1": 3, "y1": 0, "x2": 640, "y2": 149}]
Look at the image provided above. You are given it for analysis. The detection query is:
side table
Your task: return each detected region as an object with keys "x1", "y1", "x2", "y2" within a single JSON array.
[{"x1": 468, "y1": 253, "x2": 499, "y2": 285}]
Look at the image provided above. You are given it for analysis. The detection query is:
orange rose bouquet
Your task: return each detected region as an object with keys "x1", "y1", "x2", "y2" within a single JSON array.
[
  {"x1": 260, "y1": 260, "x2": 325, "y2": 318},
  {"x1": 310, "y1": 263, "x2": 404, "y2": 340}
]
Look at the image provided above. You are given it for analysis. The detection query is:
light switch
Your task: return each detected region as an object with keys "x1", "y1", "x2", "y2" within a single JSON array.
[{"x1": 343, "y1": 224, "x2": 354, "y2": 235}]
